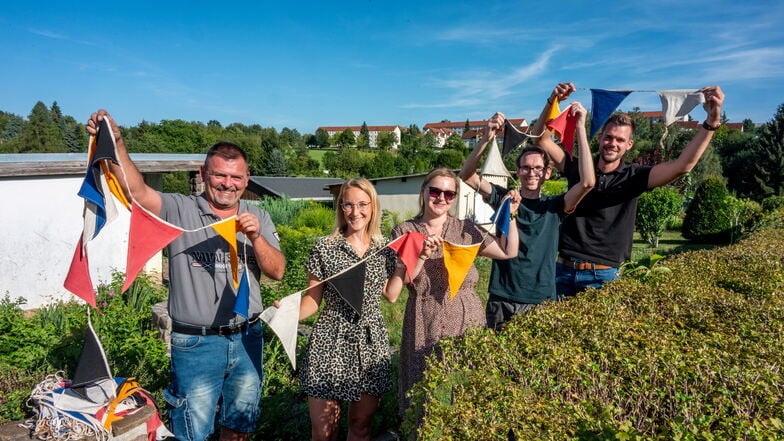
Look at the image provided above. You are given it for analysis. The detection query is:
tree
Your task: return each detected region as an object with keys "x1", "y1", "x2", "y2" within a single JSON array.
[
  {"x1": 443, "y1": 134, "x2": 466, "y2": 154},
  {"x1": 358, "y1": 122, "x2": 370, "y2": 149},
  {"x1": 682, "y1": 175, "x2": 732, "y2": 243},
  {"x1": 376, "y1": 131, "x2": 396, "y2": 150},
  {"x1": 635, "y1": 186, "x2": 683, "y2": 247},
  {"x1": 464, "y1": 118, "x2": 470, "y2": 133},
  {"x1": 336, "y1": 128, "x2": 356, "y2": 149},
  {"x1": 315, "y1": 128, "x2": 330, "y2": 148},
  {"x1": 432, "y1": 149, "x2": 465, "y2": 170},
  {"x1": 750, "y1": 103, "x2": 784, "y2": 199},
  {"x1": 742, "y1": 118, "x2": 755, "y2": 133},
  {"x1": 17, "y1": 101, "x2": 66, "y2": 152}
]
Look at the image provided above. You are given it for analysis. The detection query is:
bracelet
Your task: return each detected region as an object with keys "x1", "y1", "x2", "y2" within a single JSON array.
[
  {"x1": 702, "y1": 120, "x2": 721, "y2": 131},
  {"x1": 418, "y1": 255, "x2": 427, "y2": 261},
  {"x1": 546, "y1": 97, "x2": 554, "y2": 105}
]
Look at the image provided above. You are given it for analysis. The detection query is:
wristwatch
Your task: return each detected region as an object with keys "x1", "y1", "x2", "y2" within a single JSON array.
[{"x1": 702, "y1": 120, "x2": 721, "y2": 131}]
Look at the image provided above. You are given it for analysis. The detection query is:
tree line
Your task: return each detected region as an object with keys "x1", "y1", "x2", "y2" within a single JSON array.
[{"x1": 1, "y1": 101, "x2": 783, "y2": 203}]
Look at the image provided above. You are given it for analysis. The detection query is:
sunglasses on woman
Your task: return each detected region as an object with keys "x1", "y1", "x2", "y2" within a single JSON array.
[{"x1": 427, "y1": 186, "x2": 457, "y2": 202}]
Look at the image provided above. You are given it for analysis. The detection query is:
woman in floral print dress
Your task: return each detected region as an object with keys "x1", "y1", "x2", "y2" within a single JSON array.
[
  {"x1": 390, "y1": 168, "x2": 521, "y2": 416},
  {"x1": 297, "y1": 177, "x2": 408, "y2": 441}
]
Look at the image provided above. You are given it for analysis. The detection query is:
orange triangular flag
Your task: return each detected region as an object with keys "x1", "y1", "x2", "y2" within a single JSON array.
[
  {"x1": 63, "y1": 237, "x2": 96, "y2": 307},
  {"x1": 123, "y1": 201, "x2": 184, "y2": 292},
  {"x1": 546, "y1": 107, "x2": 579, "y2": 158},
  {"x1": 546, "y1": 97, "x2": 561, "y2": 122},
  {"x1": 100, "y1": 161, "x2": 131, "y2": 210},
  {"x1": 442, "y1": 241, "x2": 480, "y2": 300},
  {"x1": 211, "y1": 216, "x2": 240, "y2": 289}
]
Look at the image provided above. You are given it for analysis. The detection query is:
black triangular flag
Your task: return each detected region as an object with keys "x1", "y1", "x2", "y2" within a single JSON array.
[
  {"x1": 91, "y1": 119, "x2": 119, "y2": 167},
  {"x1": 327, "y1": 261, "x2": 367, "y2": 317},
  {"x1": 70, "y1": 318, "x2": 113, "y2": 401},
  {"x1": 502, "y1": 119, "x2": 527, "y2": 157}
]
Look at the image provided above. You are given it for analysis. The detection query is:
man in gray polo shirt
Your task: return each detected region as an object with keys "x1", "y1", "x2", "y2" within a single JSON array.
[{"x1": 87, "y1": 109, "x2": 285, "y2": 441}]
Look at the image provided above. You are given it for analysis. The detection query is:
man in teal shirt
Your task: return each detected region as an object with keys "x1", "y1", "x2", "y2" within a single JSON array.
[{"x1": 459, "y1": 103, "x2": 594, "y2": 329}]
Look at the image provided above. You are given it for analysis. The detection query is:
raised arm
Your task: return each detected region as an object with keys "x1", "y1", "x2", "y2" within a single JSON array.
[
  {"x1": 86, "y1": 110, "x2": 162, "y2": 215},
  {"x1": 478, "y1": 193, "x2": 521, "y2": 260},
  {"x1": 458, "y1": 112, "x2": 505, "y2": 199},
  {"x1": 647, "y1": 86, "x2": 724, "y2": 189},
  {"x1": 531, "y1": 83, "x2": 576, "y2": 172},
  {"x1": 563, "y1": 102, "x2": 595, "y2": 212}
]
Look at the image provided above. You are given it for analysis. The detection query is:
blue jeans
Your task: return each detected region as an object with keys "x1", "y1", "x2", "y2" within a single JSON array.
[
  {"x1": 555, "y1": 262, "x2": 619, "y2": 298},
  {"x1": 163, "y1": 321, "x2": 264, "y2": 441}
]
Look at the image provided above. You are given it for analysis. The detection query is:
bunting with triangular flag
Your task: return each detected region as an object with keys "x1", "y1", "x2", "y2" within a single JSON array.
[
  {"x1": 233, "y1": 267, "x2": 251, "y2": 321},
  {"x1": 501, "y1": 119, "x2": 527, "y2": 157},
  {"x1": 260, "y1": 291, "x2": 303, "y2": 369},
  {"x1": 546, "y1": 107, "x2": 579, "y2": 158},
  {"x1": 489, "y1": 197, "x2": 512, "y2": 237},
  {"x1": 657, "y1": 90, "x2": 705, "y2": 126},
  {"x1": 122, "y1": 201, "x2": 184, "y2": 292},
  {"x1": 327, "y1": 261, "x2": 367, "y2": 316},
  {"x1": 387, "y1": 232, "x2": 427, "y2": 281},
  {"x1": 442, "y1": 241, "x2": 481, "y2": 300},
  {"x1": 480, "y1": 138, "x2": 512, "y2": 178},
  {"x1": 63, "y1": 237, "x2": 96, "y2": 307},
  {"x1": 210, "y1": 216, "x2": 240, "y2": 289},
  {"x1": 546, "y1": 96, "x2": 561, "y2": 122},
  {"x1": 589, "y1": 89, "x2": 632, "y2": 139}
]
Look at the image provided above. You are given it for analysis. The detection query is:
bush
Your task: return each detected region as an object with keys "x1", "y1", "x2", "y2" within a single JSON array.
[
  {"x1": 682, "y1": 175, "x2": 732, "y2": 243},
  {"x1": 405, "y1": 224, "x2": 784, "y2": 440},
  {"x1": 636, "y1": 186, "x2": 683, "y2": 247},
  {"x1": 542, "y1": 179, "x2": 567, "y2": 196},
  {"x1": 762, "y1": 195, "x2": 784, "y2": 212}
]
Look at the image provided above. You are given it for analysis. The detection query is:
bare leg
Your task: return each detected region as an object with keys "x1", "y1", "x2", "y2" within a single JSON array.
[
  {"x1": 309, "y1": 397, "x2": 341, "y2": 441},
  {"x1": 346, "y1": 394, "x2": 380, "y2": 441}
]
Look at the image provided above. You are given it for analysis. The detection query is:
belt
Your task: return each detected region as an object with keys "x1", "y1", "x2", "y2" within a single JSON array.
[
  {"x1": 557, "y1": 256, "x2": 613, "y2": 271},
  {"x1": 171, "y1": 317, "x2": 260, "y2": 336}
]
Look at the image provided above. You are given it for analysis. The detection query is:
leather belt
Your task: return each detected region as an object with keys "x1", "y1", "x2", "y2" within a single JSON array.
[
  {"x1": 171, "y1": 317, "x2": 260, "y2": 336},
  {"x1": 557, "y1": 256, "x2": 613, "y2": 271}
]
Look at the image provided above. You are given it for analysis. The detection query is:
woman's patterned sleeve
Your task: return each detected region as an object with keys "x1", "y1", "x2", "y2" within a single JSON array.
[{"x1": 305, "y1": 237, "x2": 326, "y2": 280}]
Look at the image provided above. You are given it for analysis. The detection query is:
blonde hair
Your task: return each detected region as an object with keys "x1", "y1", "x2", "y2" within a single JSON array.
[
  {"x1": 330, "y1": 177, "x2": 384, "y2": 244},
  {"x1": 415, "y1": 167, "x2": 459, "y2": 218}
]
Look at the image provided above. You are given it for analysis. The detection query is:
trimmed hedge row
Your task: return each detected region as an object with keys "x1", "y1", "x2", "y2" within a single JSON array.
[{"x1": 406, "y1": 227, "x2": 784, "y2": 440}]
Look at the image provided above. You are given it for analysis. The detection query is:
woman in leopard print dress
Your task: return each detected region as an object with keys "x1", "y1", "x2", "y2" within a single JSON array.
[
  {"x1": 390, "y1": 168, "x2": 520, "y2": 416},
  {"x1": 298, "y1": 178, "x2": 408, "y2": 441}
]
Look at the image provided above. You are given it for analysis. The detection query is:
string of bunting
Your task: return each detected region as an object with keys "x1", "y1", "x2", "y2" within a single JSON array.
[
  {"x1": 63, "y1": 117, "x2": 515, "y2": 369},
  {"x1": 501, "y1": 87, "x2": 708, "y2": 157}
]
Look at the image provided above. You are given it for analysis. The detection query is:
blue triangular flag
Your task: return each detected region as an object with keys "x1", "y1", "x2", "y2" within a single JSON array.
[
  {"x1": 490, "y1": 197, "x2": 512, "y2": 237},
  {"x1": 77, "y1": 163, "x2": 107, "y2": 240},
  {"x1": 589, "y1": 89, "x2": 632, "y2": 139},
  {"x1": 233, "y1": 267, "x2": 251, "y2": 321}
]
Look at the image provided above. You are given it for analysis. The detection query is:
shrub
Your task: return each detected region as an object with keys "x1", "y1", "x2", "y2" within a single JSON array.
[
  {"x1": 761, "y1": 195, "x2": 784, "y2": 212},
  {"x1": 542, "y1": 179, "x2": 567, "y2": 196},
  {"x1": 404, "y1": 224, "x2": 784, "y2": 440},
  {"x1": 635, "y1": 186, "x2": 683, "y2": 247},
  {"x1": 682, "y1": 175, "x2": 732, "y2": 243}
]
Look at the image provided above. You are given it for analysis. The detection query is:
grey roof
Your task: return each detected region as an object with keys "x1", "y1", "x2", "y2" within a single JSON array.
[
  {"x1": 0, "y1": 153, "x2": 204, "y2": 177},
  {"x1": 248, "y1": 176, "x2": 344, "y2": 201}
]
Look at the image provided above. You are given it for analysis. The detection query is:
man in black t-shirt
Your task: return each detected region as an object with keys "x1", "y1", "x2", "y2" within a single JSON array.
[{"x1": 532, "y1": 82, "x2": 724, "y2": 296}]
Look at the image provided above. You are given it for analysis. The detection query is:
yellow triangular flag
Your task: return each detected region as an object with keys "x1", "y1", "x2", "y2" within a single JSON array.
[
  {"x1": 211, "y1": 216, "x2": 239, "y2": 289},
  {"x1": 442, "y1": 241, "x2": 480, "y2": 300},
  {"x1": 546, "y1": 96, "x2": 561, "y2": 122}
]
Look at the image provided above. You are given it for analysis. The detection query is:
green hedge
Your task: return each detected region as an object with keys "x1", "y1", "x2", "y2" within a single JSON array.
[{"x1": 407, "y1": 227, "x2": 784, "y2": 440}]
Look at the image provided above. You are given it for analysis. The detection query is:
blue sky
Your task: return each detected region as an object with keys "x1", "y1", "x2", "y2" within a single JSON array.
[{"x1": 2, "y1": 1, "x2": 782, "y2": 134}]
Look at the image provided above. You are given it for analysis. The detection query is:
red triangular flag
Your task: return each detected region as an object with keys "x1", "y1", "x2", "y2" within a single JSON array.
[
  {"x1": 387, "y1": 232, "x2": 427, "y2": 281},
  {"x1": 123, "y1": 201, "x2": 184, "y2": 292},
  {"x1": 546, "y1": 108, "x2": 579, "y2": 158},
  {"x1": 64, "y1": 237, "x2": 96, "y2": 307}
]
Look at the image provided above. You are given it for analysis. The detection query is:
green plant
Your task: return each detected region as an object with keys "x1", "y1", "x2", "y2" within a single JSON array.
[
  {"x1": 620, "y1": 253, "x2": 671, "y2": 281},
  {"x1": 636, "y1": 186, "x2": 683, "y2": 247},
  {"x1": 761, "y1": 195, "x2": 784, "y2": 212},
  {"x1": 682, "y1": 175, "x2": 732, "y2": 243}
]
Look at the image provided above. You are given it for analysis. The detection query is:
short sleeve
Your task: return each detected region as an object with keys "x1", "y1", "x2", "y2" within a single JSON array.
[
  {"x1": 485, "y1": 183, "x2": 511, "y2": 209},
  {"x1": 306, "y1": 237, "x2": 327, "y2": 280}
]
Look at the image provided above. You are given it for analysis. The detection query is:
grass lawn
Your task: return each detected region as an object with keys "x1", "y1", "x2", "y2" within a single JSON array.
[
  {"x1": 631, "y1": 229, "x2": 716, "y2": 262},
  {"x1": 307, "y1": 148, "x2": 334, "y2": 168}
]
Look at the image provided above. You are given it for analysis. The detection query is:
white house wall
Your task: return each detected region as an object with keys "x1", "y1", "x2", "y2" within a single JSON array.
[{"x1": 0, "y1": 175, "x2": 161, "y2": 308}]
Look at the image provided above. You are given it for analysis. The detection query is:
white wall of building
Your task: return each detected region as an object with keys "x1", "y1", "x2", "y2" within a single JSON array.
[{"x1": 0, "y1": 175, "x2": 161, "y2": 308}]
